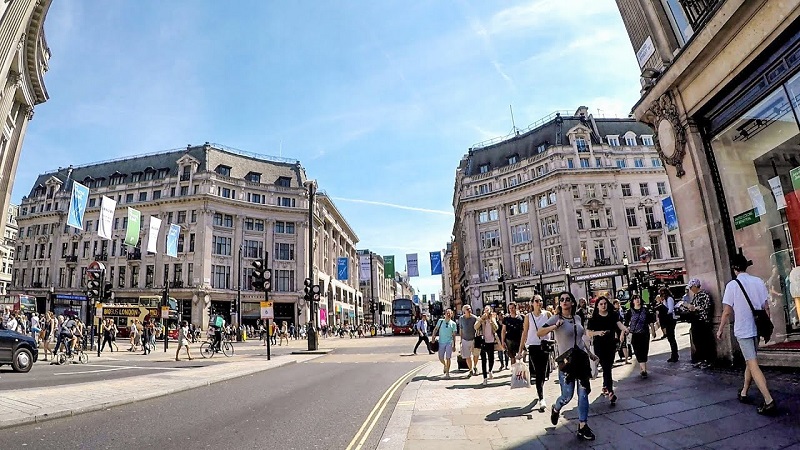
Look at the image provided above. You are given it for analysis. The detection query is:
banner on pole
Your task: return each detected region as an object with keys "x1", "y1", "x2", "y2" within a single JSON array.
[
  {"x1": 359, "y1": 253, "x2": 371, "y2": 281},
  {"x1": 66, "y1": 182, "x2": 89, "y2": 230},
  {"x1": 661, "y1": 197, "x2": 679, "y2": 232},
  {"x1": 383, "y1": 255, "x2": 395, "y2": 279},
  {"x1": 337, "y1": 257, "x2": 349, "y2": 281},
  {"x1": 97, "y1": 196, "x2": 116, "y2": 240},
  {"x1": 125, "y1": 208, "x2": 141, "y2": 247},
  {"x1": 166, "y1": 224, "x2": 180, "y2": 257},
  {"x1": 146, "y1": 216, "x2": 162, "y2": 253},
  {"x1": 430, "y1": 251, "x2": 442, "y2": 275},
  {"x1": 407, "y1": 253, "x2": 419, "y2": 277}
]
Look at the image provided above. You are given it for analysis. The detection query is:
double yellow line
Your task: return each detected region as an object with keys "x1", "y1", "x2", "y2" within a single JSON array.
[{"x1": 345, "y1": 362, "x2": 430, "y2": 450}]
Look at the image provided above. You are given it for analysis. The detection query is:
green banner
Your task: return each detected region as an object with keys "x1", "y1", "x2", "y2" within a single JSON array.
[
  {"x1": 384, "y1": 255, "x2": 395, "y2": 278},
  {"x1": 125, "y1": 207, "x2": 141, "y2": 246},
  {"x1": 791, "y1": 166, "x2": 800, "y2": 191},
  {"x1": 733, "y1": 209, "x2": 760, "y2": 230}
]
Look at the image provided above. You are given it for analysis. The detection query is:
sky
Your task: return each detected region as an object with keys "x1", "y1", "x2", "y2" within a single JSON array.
[{"x1": 17, "y1": 0, "x2": 643, "y2": 298}]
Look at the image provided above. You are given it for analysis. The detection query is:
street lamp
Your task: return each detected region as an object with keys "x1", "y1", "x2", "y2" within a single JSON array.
[
  {"x1": 622, "y1": 252, "x2": 630, "y2": 296},
  {"x1": 564, "y1": 263, "x2": 571, "y2": 290},
  {"x1": 304, "y1": 179, "x2": 318, "y2": 351}
]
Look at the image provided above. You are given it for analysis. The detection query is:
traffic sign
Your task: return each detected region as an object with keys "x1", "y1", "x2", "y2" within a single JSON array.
[
  {"x1": 87, "y1": 261, "x2": 106, "y2": 280},
  {"x1": 161, "y1": 306, "x2": 169, "y2": 319},
  {"x1": 260, "y1": 301, "x2": 274, "y2": 319},
  {"x1": 639, "y1": 247, "x2": 652, "y2": 264},
  {"x1": 96, "y1": 302, "x2": 104, "y2": 318}
]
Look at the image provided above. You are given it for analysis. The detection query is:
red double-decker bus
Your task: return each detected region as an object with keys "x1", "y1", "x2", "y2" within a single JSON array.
[{"x1": 391, "y1": 298, "x2": 418, "y2": 335}]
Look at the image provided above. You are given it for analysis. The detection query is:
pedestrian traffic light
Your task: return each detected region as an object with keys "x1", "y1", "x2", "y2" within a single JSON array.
[
  {"x1": 251, "y1": 259, "x2": 266, "y2": 290},
  {"x1": 370, "y1": 300, "x2": 375, "y2": 313},
  {"x1": 303, "y1": 278, "x2": 313, "y2": 301},
  {"x1": 103, "y1": 281, "x2": 113, "y2": 300},
  {"x1": 86, "y1": 278, "x2": 102, "y2": 300},
  {"x1": 263, "y1": 268, "x2": 272, "y2": 292},
  {"x1": 312, "y1": 283, "x2": 321, "y2": 301},
  {"x1": 511, "y1": 284, "x2": 519, "y2": 301}
]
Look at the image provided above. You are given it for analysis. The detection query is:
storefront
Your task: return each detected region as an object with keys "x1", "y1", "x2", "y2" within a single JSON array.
[{"x1": 572, "y1": 270, "x2": 621, "y2": 303}]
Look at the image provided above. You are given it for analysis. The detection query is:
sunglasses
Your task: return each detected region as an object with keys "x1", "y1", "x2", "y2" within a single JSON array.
[{"x1": 533, "y1": 299, "x2": 542, "y2": 303}]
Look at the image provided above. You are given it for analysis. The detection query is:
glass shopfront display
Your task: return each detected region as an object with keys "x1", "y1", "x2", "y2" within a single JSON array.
[{"x1": 710, "y1": 71, "x2": 800, "y2": 342}]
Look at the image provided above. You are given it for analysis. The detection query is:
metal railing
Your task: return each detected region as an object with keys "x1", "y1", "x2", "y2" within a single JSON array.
[
  {"x1": 646, "y1": 221, "x2": 663, "y2": 231},
  {"x1": 680, "y1": 0, "x2": 722, "y2": 31}
]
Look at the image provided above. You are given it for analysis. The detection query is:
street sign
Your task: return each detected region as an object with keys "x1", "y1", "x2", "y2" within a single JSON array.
[
  {"x1": 96, "y1": 302, "x2": 103, "y2": 318},
  {"x1": 260, "y1": 301, "x2": 274, "y2": 319},
  {"x1": 161, "y1": 306, "x2": 169, "y2": 319},
  {"x1": 87, "y1": 261, "x2": 105, "y2": 280},
  {"x1": 639, "y1": 247, "x2": 652, "y2": 264}
]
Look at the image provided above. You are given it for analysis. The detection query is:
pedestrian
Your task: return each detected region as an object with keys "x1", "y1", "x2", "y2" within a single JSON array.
[
  {"x1": 686, "y1": 278, "x2": 715, "y2": 368},
  {"x1": 576, "y1": 297, "x2": 588, "y2": 324},
  {"x1": 101, "y1": 318, "x2": 114, "y2": 352},
  {"x1": 656, "y1": 288, "x2": 679, "y2": 362},
  {"x1": 624, "y1": 294, "x2": 655, "y2": 378},
  {"x1": 431, "y1": 308, "x2": 457, "y2": 378},
  {"x1": 587, "y1": 296, "x2": 629, "y2": 406},
  {"x1": 30, "y1": 312, "x2": 41, "y2": 342},
  {"x1": 413, "y1": 313, "x2": 433, "y2": 354},
  {"x1": 41, "y1": 312, "x2": 56, "y2": 361},
  {"x1": 142, "y1": 319, "x2": 154, "y2": 355},
  {"x1": 129, "y1": 319, "x2": 139, "y2": 351},
  {"x1": 717, "y1": 251, "x2": 776, "y2": 415},
  {"x1": 279, "y1": 321, "x2": 289, "y2": 346},
  {"x1": 518, "y1": 294, "x2": 552, "y2": 412},
  {"x1": 475, "y1": 305, "x2": 499, "y2": 386},
  {"x1": 6, "y1": 313, "x2": 18, "y2": 334},
  {"x1": 539, "y1": 291, "x2": 595, "y2": 441},
  {"x1": 175, "y1": 320, "x2": 193, "y2": 361},
  {"x1": 502, "y1": 302, "x2": 524, "y2": 370},
  {"x1": 458, "y1": 305, "x2": 479, "y2": 377}
]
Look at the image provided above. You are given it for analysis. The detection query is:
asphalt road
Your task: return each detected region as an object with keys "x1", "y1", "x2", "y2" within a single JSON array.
[{"x1": 2, "y1": 340, "x2": 427, "y2": 450}]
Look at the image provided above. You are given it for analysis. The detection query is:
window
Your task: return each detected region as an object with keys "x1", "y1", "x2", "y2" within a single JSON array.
[
  {"x1": 594, "y1": 240, "x2": 606, "y2": 261},
  {"x1": 608, "y1": 136, "x2": 619, "y2": 146},
  {"x1": 625, "y1": 136, "x2": 637, "y2": 146},
  {"x1": 650, "y1": 236, "x2": 662, "y2": 259},
  {"x1": 595, "y1": 157, "x2": 602, "y2": 167},
  {"x1": 138, "y1": 192, "x2": 147, "y2": 202},
  {"x1": 216, "y1": 165, "x2": 232, "y2": 176},
  {"x1": 575, "y1": 137, "x2": 588, "y2": 152},
  {"x1": 519, "y1": 201, "x2": 528, "y2": 214},
  {"x1": 167, "y1": 212, "x2": 173, "y2": 224},
  {"x1": 644, "y1": 206, "x2": 656, "y2": 226},
  {"x1": 503, "y1": 174, "x2": 521, "y2": 188},
  {"x1": 482, "y1": 258, "x2": 499, "y2": 281},
  {"x1": 219, "y1": 187, "x2": 233, "y2": 198},
  {"x1": 508, "y1": 155, "x2": 518, "y2": 164},
  {"x1": 189, "y1": 233, "x2": 195, "y2": 252},
  {"x1": 510, "y1": 223, "x2": 531, "y2": 244},
  {"x1": 585, "y1": 184, "x2": 596, "y2": 198},
  {"x1": 275, "y1": 269, "x2": 295, "y2": 292},
  {"x1": 255, "y1": 219, "x2": 265, "y2": 231},
  {"x1": 118, "y1": 266, "x2": 126, "y2": 288},
  {"x1": 248, "y1": 193, "x2": 264, "y2": 204},
  {"x1": 508, "y1": 203, "x2": 518, "y2": 217},
  {"x1": 145, "y1": 265, "x2": 154, "y2": 288},
  {"x1": 212, "y1": 235, "x2": 232, "y2": 256},
  {"x1": 605, "y1": 208, "x2": 614, "y2": 228},
  {"x1": 601, "y1": 185, "x2": 609, "y2": 197},
  {"x1": 479, "y1": 164, "x2": 490, "y2": 174},
  {"x1": 536, "y1": 164, "x2": 548, "y2": 177},
  {"x1": 651, "y1": 158, "x2": 663, "y2": 167},
  {"x1": 214, "y1": 214, "x2": 233, "y2": 227},
  {"x1": 170, "y1": 187, "x2": 176, "y2": 197},
  {"x1": 211, "y1": 265, "x2": 231, "y2": 289},
  {"x1": 131, "y1": 265, "x2": 139, "y2": 288},
  {"x1": 478, "y1": 211, "x2": 489, "y2": 223},
  {"x1": 589, "y1": 210, "x2": 601, "y2": 229},
  {"x1": 515, "y1": 252, "x2": 532, "y2": 277},
  {"x1": 187, "y1": 263, "x2": 194, "y2": 286},
  {"x1": 572, "y1": 185, "x2": 580, "y2": 199},
  {"x1": 180, "y1": 186, "x2": 189, "y2": 196},
  {"x1": 576, "y1": 210, "x2": 584, "y2": 230},
  {"x1": 642, "y1": 135, "x2": 654, "y2": 146},
  {"x1": 657, "y1": 182, "x2": 667, "y2": 195},
  {"x1": 275, "y1": 242, "x2": 295, "y2": 261},
  {"x1": 246, "y1": 172, "x2": 262, "y2": 183},
  {"x1": 173, "y1": 263, "x2": 183, "y2": 285},
  {"x1": 124, "y1": 193, "x2": 133, "y2": 203},
  {"x1": 488, "y1": 209, "x2": 498, "y2": 221},
  {"x1": 479, "y1": 230, "x2": 500, "y2": 249},
  {"x1": 639, "y1": 183, "x2": 650, "y2": 196},
  {"x1": 177, "y1": 211, "x2": 186, "y2": 224},
  {"x1": 668, "y1": 234, "x2": 680, "y2": 258},
  {"x1": 537, "y1": 143, "x2": 547, "y2": 153},
  {"x1": 244, "y1": 240, "x2": 263, "y2": 258},
  {"x1": 580, "y1": 158, "x2": 590, "y2": 168},
  {"x1": 621, "y1": 184, "x2": 632, "y2": 197},
  {"x1": 277, "y1": 196, "x2": 296, "y2": 207},
  {"x1": 275, "y1": 221, "x2": 295, "y2": 234},
  {"x1": 543, "y1": 245, "x2": 563, "y2": 272},
  {"x1": 132, "y1": 173, "x2": 141, "y2": 182},
  {"x1": 634, "y1": 158, "x2": 644, "y2": 168},
  {"x1": 191, "y1": 210, "x2": 197, "y2": 222},
  {"x1": 630, "y1": 238, "x2": 642, "y2": 259},
  {"x1": 153, "y1": 190, "x2": 161, "y2": 200},
  {"x1": 540, "y1": 215, "x2": 559, "y2": 237},
  {"x1": 616, "y1": 159, "x2": 627, "y2": 168},
  {"x1": 567, "y1": 158, "x2": 575, "y2": 169},
  {"x1": 177, "y1": 234, "x2": 184, "y2": 252},
  {"x1": 475, "y1": 183, "x2": 491, "y2": 195},
  {"x1": 626, "y1": 208, "x2": 638, "y2": 227}
]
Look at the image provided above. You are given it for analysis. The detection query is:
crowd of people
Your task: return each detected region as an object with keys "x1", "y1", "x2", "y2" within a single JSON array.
[{"x1": 423, "y1": 254, "x2": 777, "y2": 441}]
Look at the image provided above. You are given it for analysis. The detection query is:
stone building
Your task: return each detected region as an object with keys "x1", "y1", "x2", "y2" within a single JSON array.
[
  {"x1": 11, "y1": 143, "x2": 360, "y2": 329},
  {"x1": 614, "y1": 0, "x2": 800, "y2": 366},
  {"x1": 0, "y1": 204, "x2": 18, "y2": 295},
  {"x1": 358, "y1": 250, "x2": 395, "y2": 326},
  {"x1": 0, "y1": 0, "x2": 52, "y2": 241},
  {"x1": 452, "y1": 107, "x2": 686, "y2": 310}
]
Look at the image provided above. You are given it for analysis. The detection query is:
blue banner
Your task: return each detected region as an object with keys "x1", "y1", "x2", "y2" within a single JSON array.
[
  {"x1": 337, "y1": 257, "x2": 349, "y2": 280},
  {"x1": 166, "y1": 224, "x2": 180, "y2": 257},
  {"x1": 66, "y1": 181, "x2": 89, "y2": 230},
  {"x1": 413, "y1": 295, "x2": 420, "y2": 305},
  {"x1": 430, "y1": 251, "x2": 442, "y2": 275},
  {"x1": 662, "y1": 197, "x2": 679, "y2": 232}
]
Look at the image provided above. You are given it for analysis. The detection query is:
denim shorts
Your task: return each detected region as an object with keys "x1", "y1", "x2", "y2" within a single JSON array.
[{"x1": 737, "y1": 336, "x2": 758, "y2": 361}]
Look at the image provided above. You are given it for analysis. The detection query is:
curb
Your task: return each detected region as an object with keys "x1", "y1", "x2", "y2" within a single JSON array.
[{"x1": 0, "y1": 357, "x2": 306, "y2": 431}]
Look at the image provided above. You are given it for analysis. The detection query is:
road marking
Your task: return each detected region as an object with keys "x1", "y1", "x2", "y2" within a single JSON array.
[
  {"x1": 345, "y1": 362, "x2": 430, "y2": 450},
  {"x1": 53, "y1": 364, "x2": 192, "y2": 375}
]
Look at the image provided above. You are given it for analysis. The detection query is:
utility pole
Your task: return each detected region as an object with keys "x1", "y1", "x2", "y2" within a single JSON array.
[{"x1": 163, "y1": 266, "x2": 169, "y2": 352}]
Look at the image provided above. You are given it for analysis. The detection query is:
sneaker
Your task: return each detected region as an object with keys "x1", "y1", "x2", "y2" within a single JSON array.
[
  {"x1": 473, "y1": 368, "x2": 478, "y2": 375},
  {"x1": 445, "y1": 373, "x2": 450, "y2": 379},
  {"x1": 538, "y1": 398, "x2": 547, "y2": 412},
  {"x1": 482, "y1": 378, "x2": 488, "y2": 386},
  {"x1": 577, "y1": 424, "x2": 596, "y2": 441},
  {"x1": 641, "y1": 371, "x2": 648, "y2": 379},
  {"x1": 550, "y1": 406, "x2": 559, "y2": 425},
  {"x1": 467, "y1": 371, "x2": 473, "y2": 378},
  {"x1": 609, "y1": 393, "x2": 617, "y2": 406},
  {"x1": 488, "y1": 372, "x2": 494, "y2": 380}
]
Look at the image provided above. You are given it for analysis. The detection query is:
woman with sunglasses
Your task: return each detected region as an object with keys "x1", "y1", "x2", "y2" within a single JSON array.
[
  {"x1": 475, "y1": 305, "x2": 499, "y2": 386},
  {"x1": 587, "y1": 296, "x2": 629, "y2": 406},
  {"x1": 537, "y1": 291, "x2": 595, "y2": 441},
  {"x1": 625, "y1": 295, "x2": 656, "y2": 378},
  {"x1": 518, "y1": 295, "x2": 552, "y2": 412}
]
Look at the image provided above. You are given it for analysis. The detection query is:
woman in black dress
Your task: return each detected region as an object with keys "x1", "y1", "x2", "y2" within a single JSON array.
[{"x1": 587, "y1": 296, "x2": 629, "y2": 405}]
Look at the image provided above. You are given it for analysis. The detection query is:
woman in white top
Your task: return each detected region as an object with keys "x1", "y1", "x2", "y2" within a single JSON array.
[
  {"x1": 519, "y1": 295, "x2": 552, "y2": 411},
  {"x1": 475, "y1": 306, "x2": 499, "y2": 386}
]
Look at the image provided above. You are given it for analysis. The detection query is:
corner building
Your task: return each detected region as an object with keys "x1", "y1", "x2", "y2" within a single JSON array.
[
  {"x1": 453, "y1": 107, "x2": 686, "y2": 310},
  {"x1": 615, "y1": 0, "x2": 800, "y2": 366},
  {"x1": 11, "y1": 143, "x2": 360, "y2": 329}
]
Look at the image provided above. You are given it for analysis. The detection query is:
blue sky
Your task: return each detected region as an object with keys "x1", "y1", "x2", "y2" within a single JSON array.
[{"x1": 17, "y1": 0, "x2": 642, "y2": 297}]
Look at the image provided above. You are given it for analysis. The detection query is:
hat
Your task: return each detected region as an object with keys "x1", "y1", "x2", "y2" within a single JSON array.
[
  {"x1": 730, "y1": 251, "x2": 753, "y2": 271},
  {"x1": 688, "y1": 278, "x2": 702, "y2": 288}
]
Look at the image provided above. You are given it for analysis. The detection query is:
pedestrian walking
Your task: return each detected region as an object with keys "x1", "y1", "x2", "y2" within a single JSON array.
[
  {"x1": 717, "y1": 251, "x2": 776, "y2": 415},
  {"x1": 475, "y1": 305, "x2": 499, "y2": 386},
  {"x1": 539, "y1": 291, "x2": 595, "y2": 441},
  {"x1": 279, "y1": 321, "x2": 289, "y2": 346},
  {"x1": 686, "y1": 278, "x2": 715, "y2": 368},
  {"x1": 431, "y1": 308, "x2": 457, "y2": 378},
  {"x1": 587, "y1": 296, "x2": 629, "y2": 406},
  {"x1": 624, "y1": 295, "x2": 655, "y2": 378},
  {"x1": 518, "y1": 295, "x2": 552, "y2": 412},
  {"x1": 656, "y1": 288, "x2": 679, "y2": 362},
  {"x1": 458, "y1": 305, "x2": 479, "y2": 377},
  {"x1": 41, "y1": 312, "x2": 56, "y2": 361},
  {"x1": 175, "y1": 320, "x2": 193, "y2": 361},
  {"x1": 413, "y1": 313, "x2": 433, "y2": 354},
  {"x1": 100, "y1": 318, "x2": 114, "y2": 352},
  {"x1": 502, "y1": 302, "x2": 524, "y2": 370}
]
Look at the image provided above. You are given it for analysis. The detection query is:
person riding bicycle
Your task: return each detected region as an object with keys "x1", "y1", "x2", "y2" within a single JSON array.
[
  {"x1": 55, "y1": 313, "x2": 78, "y2": 357},
  {"x1": 211, "y1": 314, "x2": 225, "y2": 352}
]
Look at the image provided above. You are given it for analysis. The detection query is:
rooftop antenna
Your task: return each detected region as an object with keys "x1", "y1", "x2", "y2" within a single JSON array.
[{"x1": 510, "y1": 105, "x2": 519, "y2": 136}]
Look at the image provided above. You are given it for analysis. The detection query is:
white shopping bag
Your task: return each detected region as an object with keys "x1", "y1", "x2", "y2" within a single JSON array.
[{"x1": 510, "y1": 361, "x2": 531, "y2": 389}]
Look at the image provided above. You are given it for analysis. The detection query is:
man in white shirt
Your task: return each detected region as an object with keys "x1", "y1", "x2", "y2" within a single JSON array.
[
  {"x1": 717, "y1": 251, "x2": 775, "y2": 415},
  {"x1": 413, "y1": 314, "x2": 433, "y2": 355}
]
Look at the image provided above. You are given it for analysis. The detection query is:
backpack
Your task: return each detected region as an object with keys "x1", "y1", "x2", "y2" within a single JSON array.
[{"x1": 213, "y1": 315, "x2": 224, "y2": 328}]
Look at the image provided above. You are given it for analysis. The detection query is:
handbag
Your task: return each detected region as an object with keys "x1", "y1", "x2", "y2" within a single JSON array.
[
  {"x1": 531, "y1": 312, "x2": 555, "y2": 352},
  {"x1": 735, "y1": 279, "x2": 774, "y2": 343},
  {"x1": 474, "y1": 320, "x2": 486, "y2": 347},
  {"x1": 430, "y1": 340, "x2": 440, "y2": 352},
  {"x1": 554, "y1": 316, "x2": 588, "y2": 375},
  {"x1": 510, "y1": 361, "x2": 531, "y2": 389}
]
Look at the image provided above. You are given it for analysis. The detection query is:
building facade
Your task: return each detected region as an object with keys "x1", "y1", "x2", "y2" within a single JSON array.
[
  {"x1": 358, "y1": 251, "x2": 395, "y2": 327},
  {"x1": 453, "y1": 107, "x2": 686, "y2": 310},
  {"x1": 11, "y1": 143, "x2": 360, "y2": 329},
  {"x1": 0, "y1": 0, "x2": 52, "y2": 241},
  {"x1": 0, "y1": 204, "x2": 18, "y2": 295},
  {"x1": 442, "y1": 242, "x2": 454, "y2": 311},
  {"x1": 615, "y1": 0, "x2": 800, "y2": 366}
]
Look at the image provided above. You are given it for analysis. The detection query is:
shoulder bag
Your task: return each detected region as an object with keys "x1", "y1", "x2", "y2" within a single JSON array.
[
  {"x1": 474, "y1": 319, "x2": 485, "y2": 348},
  {"x1": 734, "y1": 279, "x2": 774, "y2": 343},
  {"x1": 531, "y1": 313, "x2": 554, "y2": 353},
  {"x1": 554, "y1": 316, "x2": 588, "y2": 376}
]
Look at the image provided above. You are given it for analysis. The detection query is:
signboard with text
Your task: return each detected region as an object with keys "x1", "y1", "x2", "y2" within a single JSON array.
[{"x1": 260, "y1": 301, "x2": 274, "y2": 320}]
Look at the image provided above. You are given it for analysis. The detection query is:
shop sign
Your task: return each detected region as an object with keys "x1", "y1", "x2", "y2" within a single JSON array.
[
  {"x1": 733, "y1": 209, "x2": 760, "y2": 230},
  {"x1": 55, "y1": 294, "x2": 88, "y2": 302},
  {"x1": 573, "y1": 270, "x2": 621, "y2": 282}
]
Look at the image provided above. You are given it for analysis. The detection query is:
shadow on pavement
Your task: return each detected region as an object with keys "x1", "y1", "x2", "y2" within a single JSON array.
[{"x1": 485, "y1": 400, "x2": 539, "y2": 422}]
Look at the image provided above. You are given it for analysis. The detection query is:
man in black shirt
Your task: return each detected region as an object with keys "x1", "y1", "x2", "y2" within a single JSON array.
[{"x1": 502, "y1": 302, "x2": 524, "y2": 369}]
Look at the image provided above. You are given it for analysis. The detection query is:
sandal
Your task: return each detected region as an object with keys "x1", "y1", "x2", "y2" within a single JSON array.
[
  {"x1": 737, "y1": 387, "x2": 748, "y2": 403},
  {"x1": 757, "y1": 400, "x2": 777, "y2": 415}
]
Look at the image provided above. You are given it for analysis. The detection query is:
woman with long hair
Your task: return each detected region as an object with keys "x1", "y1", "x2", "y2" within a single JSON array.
[
  {"x1": 475, "y1": 305, "x2": 499, "y2": 386},
  {"x1": 657, "y1": 287, "x2": 679, "y2": 362},
  {"x1": 625, "y1": 295, "x2": 655, "y2": 378},
  {"x1": 538, "y1": 291, "x2": 595, "y2": 441},
  {"x1": 587, "y1": 296, "x2": 629, "y2": 406},
  {"x1": 518, "y1": 295, "x2": 552, "y2": 412}
]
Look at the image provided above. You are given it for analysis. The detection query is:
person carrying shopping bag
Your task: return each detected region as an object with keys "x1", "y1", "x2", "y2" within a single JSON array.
[
  {"x1": 518, "y1": 295, "x2": 552, "y2": 412},
  {"x1": 475, "y1": 306, "x2": 499, "y2": 386}
]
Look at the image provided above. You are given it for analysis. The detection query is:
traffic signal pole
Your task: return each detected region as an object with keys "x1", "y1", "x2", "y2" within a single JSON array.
[
  {"x1": 96, "y1": 268, "x2": 105, "y2": 357},
  {"x1": 163, "y1": 267, "x2": 169, "y2": 353}
]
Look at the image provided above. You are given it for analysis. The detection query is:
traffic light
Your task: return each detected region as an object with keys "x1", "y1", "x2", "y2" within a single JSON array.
[
  {"x1": 86, "y1": 277, "x2": 102, "y2": 300},
  {"x1": 303, "y1": 278, "x2": 313, "y2": 301},
  {"x1": 511, "y1": 284, "x2": 519, "y2": 301},
  {"x1": 251, "y1": 259, "x2": 266, "y2": 290},
  {"x1": 103, "y1": 281, "x2": 113, "y2": 300},
  {"x1": 312, "y1": 283, "x2": 321, "y2": 301},
  {"x1": 263, "y1": 268, "x2": 272, "y2": 292},
  {"x1": 369, "y1": 300, "x2": 375, "y2": 313}
]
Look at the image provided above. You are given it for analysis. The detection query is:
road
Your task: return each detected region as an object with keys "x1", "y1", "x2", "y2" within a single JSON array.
[{"x1": 2, "y1": 338, "x2": 430, "y2": 450}]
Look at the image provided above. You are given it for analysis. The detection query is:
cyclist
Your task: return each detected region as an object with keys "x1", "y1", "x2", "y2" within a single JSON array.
[
  {"x1": 211, "y1": 314, "x2": 225, "y2": 352},
  {"x1": 55, "y1": 313, "x2": 77, "y2": 357}
]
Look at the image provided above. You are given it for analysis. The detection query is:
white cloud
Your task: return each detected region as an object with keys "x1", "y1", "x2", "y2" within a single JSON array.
[{"x1": 332, "y1": 197, "x2": 453, "y2": 216}]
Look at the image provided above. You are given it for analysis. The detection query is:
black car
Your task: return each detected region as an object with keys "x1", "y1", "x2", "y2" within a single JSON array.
[{"x1": 0, "y1": 328, "x2": 38, "y2": 372}]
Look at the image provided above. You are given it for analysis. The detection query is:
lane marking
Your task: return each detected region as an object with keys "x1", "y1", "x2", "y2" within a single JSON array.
[
  {"x1": 345, "y1": 362, "x2": 430, "y2": 450},
  {"x1": 52, "y1": 364, "x2": 192, "y2": 375}
]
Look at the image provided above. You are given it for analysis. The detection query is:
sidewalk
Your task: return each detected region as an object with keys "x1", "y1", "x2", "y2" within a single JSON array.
[{"x1": 378, "y1": 324, "x2": 800, "y2": 450}]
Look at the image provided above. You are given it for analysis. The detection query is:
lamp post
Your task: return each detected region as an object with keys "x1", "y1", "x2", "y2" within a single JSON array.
[
  {"x1": 237, "y1": 243, "x2": 242, "y2": 328},
  {"x1": 304, "y1": 179, "x2": 318, "y2": 351},
  {"x1": 564, "y1": 263, "x2": 571, "y2": 291},
  {"x1": 622, "y1": 252, "x2": 630, "y2": 296}
]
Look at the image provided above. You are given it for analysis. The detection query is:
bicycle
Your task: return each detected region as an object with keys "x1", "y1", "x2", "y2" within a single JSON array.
[
  {"x1": 199, "y1": 339, "x2": 234, "y2": 358},
  {"x1": 55, "y1": 348, "x2": 89, "y2": 365}
]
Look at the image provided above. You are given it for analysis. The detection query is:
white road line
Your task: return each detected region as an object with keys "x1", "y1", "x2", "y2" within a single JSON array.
[
  {"x1": 53, "y1": 365, "x2": 192, "y2": 376},
  {"x1": 53, "y1": 367, "x2": 130, "y2": 375}
]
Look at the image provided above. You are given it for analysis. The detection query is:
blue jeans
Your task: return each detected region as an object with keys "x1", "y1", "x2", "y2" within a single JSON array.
[{"x1": 554, "y1": 370, "x2": 589, "y2": 422}]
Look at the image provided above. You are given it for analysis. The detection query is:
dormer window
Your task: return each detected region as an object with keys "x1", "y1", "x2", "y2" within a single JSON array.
[
  {"x1": 537, "y1": 143, "x2": 547, "y2": 153},
  {"x1": 144, "y1": 167, "x2": 155, "y2": 181},
  {"x1": 641, "y1": 135, "x2": 654, "y2": 146},
  {"x1": 276, "y1": 176, "x2": 291, "y2": 187},
  {"x1": 158, "y1": 168, "x2": 170, "y2": 179},
  {"x1": 131, "y1": 172, "x2": 142, "y2": 182},
  {"x1": 624, "y1": 132, "x2": 637, "y2": 146},
  {"x1": 575, "y1": 137, "x2": 588, "y2": 152},
  {"x1": 109, "y1": 172, "x2": 125, "y2": 186},
  {"x1": 607, "y1": 136, "x2": 620, "y2": 147},
  {"x1": 508, "y1": 155, "x2": 518, "y2": 165},
  {"x1": 245, "y1": 172, "x2": 262, "y2": 183},
  {"x1": 216, "y1": 165, "x2": 232, "y2": 177},
  {"x1": 479, "y1": 164, "x2": 490, "y2": 174}
]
